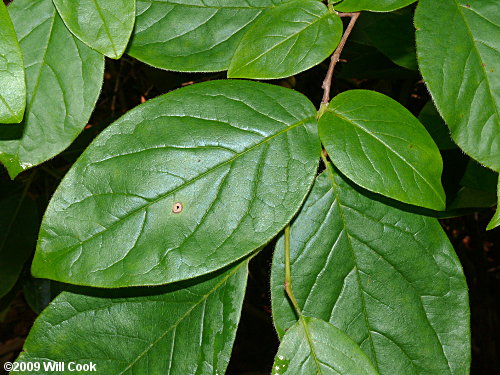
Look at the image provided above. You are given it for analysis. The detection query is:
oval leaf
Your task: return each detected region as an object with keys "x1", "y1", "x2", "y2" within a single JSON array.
[
  {"x1": 271, "y1": 170, "x2": 471, "y2": 374},
  {"x1": 273, "y1": 317, "x2": 379, "y2": 375},
  {"x1": 32, "y1": 80, "x2": 320, "y2": 287},
  {"x1": 319, "y1": 90, "x2": 446, "y2": 210},
  {"x1": 128, "y1": 0, "x2": 288, "y2": 72},
  {"x1": 53, "y1": 0, "x2": 135, "y2": 59},
  {"x1": 16, "y1": 261, "x2": 248, "y2": 374},
  {"x1": 0, "y1": 1, "x2": 25, "y2": 123},
  {"x1": 228, "y1": 0, "x2": 342, "y2": 79},
  {"x1": 415, "y1": 0, "x2": 500, "y2": 171},
  {"x1": 334, "y1": 0, "x2": 416, "y2": 12},
  {"x1": 0, "y1": 0, "x2": 104, "y2": 179}
]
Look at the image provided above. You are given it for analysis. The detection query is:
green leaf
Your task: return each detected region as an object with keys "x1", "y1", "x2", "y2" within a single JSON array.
[
  {"x1": 349, "y1": 9, "x2": 417, "y2": 70},
  {"x1": 128, "y1": 0, "x2": 288, "y2": 72},
  {"x1": 228, "y1": 0, "x2": 342, "y2": 79},
  {"x1": 16, "y1": 260, "x2": 248, "y2": 374},
  {"x1": 415, "y1": 0, "x2": 500, "y2": 171},
  {"x1": 418, "y1": 101, "x2": 456, "y2": 150},
  {"x1": 53, "y1": 0, "x2": 135, "y2": 59},
  {"x1": 32, "y1": 80, "x2": 320, "y2": 288},
  {"x1": 319, "y1": 90, "x2": 446, "y2": 210},
  {"x1": 0, "y1": 176, "x2": 38, "y2": 298},
  {"x1": 0, "y1": 0, "x2": 104, "y2": 179},
  {"x1": 487, "y1": 178, "x2": 500, "y2": 230},
  {"x1": 272, "y1": 317, "x2": 379, "y2": 375},
  {"x1": 271, "y1": 170, "x2": 471, "y2": 375},
  {"x1": 334, "y1": 0, "x2": 416, "y2": 12},
  {"x1": 0, "y1": 1, "x2": 25, "y2": 123}
]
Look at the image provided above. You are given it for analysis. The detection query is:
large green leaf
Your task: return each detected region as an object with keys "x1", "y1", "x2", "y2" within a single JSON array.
[
  {"x1": 0, "y1": 0, "x2": 104, "y2": 179},
  {"x1": 271, "y1": 170, "x2": 470, "y2": 375},
  {"x1": 334, "y1": 0, "x2": 416, "y2": 12},
  {"x1": 128, "y1": 0, "x2": 288, "y2": 72},
  {"x1": 53, "y1": 0, "x2": 135, "y2": 59},
  {"x1": 0, "y1": 1, "x2": 25, "y2": 123},
  {"x1": 16, "y1": 260, "x2": 248, "y2": 374},
  {"x1": 32, "y1": 80, "x2": 320, "y2": 288},
  {"x1": 228, "y1": 0, "x2": 342, "y2": 79},
  {"x1": 272, "y1": 317, "x2": 379, "y2": 375},
  {"x1": 0, "y1": 177, "x2": 38, "y2": 298},
  {"x1": 319, "y1": 90, "x2": 446, "y2": 210},
  {"x1": 415, "y1": 0, "x2": 500, "y2": 171}
]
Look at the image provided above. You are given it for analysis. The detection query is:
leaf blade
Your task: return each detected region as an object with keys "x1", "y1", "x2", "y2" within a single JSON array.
[
  {"x1": 415, "y1": 0, "x2": 500, "y2": 171},
  {"x1": 271, "y1": 171, "x2": 471, "y2": 375},
  {"x1": 32, "y1": 80, "x2": 320, "y2": 287},
  {"x1": 0, "y1": 0, "x2": 104, "y2": 179},
  {"x1": 16, "y1": 261, "x2": 248, "y2": 374},
  {"x1": 319, "y1": 90, "x2": 446, "y2": 210},
  {"x1": 273, "y1": 317, "x2": 379, "y2": 375},
  {"x1": 53, "y1": 0, "x2": 136, "y2": 59},
  {"x1": 228, "y1": 0, "x2": 343, "y2": 79},
  {"x1": 0, "y1": 1, "x2": 25, "y2": 123},
  {"x1": 334, "y1": 0, "x2": 416, "y2": 12},
  {"x1": 128, "y1": 0, "x2": 288, "y2": 72}
]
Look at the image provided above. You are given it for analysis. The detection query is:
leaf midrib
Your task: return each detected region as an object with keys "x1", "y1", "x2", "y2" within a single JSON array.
[
  {"x1": 90, "y1": 0, "x2": 118, "y2": 56},
  {"x1": 50, "y1": 116, "x2": 315, "y2": 256}
]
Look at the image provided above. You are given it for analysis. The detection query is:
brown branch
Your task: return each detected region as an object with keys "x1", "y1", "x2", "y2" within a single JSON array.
[{"x1": 321, "y1": 12, "x2": 360, "y2": 106}]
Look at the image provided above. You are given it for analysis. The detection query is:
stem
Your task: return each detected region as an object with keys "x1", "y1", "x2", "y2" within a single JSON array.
[
  {"x1": 284, "y1": 224, "x2": 301, "y2": 316},
  {"x1": 320, "y1": 12, "x2": 360, "y2": 107}
]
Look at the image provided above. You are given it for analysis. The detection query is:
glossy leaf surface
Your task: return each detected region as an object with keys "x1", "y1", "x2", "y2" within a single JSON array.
[
  {"x1": 271, "y1": 170, "x2": 470, "y2": 374},
  {"x1": 53, "y1": 0, "x2": 135, "y2": 59},
  {"x1": 415, "y1": 0, "x2": 500, "y2": 171},
  {"x1": 228, "y1": 0, "x2": 342, "y2": 79},
  {"x1": 128, "y1": 0, "x2": 288, "y2": 72},
  {"x1": 319, "y1": 90, "x2": 446, "y2": 210},
  {"x1": 32, "y1": 80, "x2": 320, "y2": 287},
  {"x1": 0, "y1": 178, "x2": 38, "y2": 298},
  {"x1": 16, "y1": 261, "x2": 248, "y2": 374},
  {"x1": 272, "y1": 317, "x2": 379, "y2": 375},
  {"x1": 334, "y1": 0, "x2": 416, "y2": 12},
  {"x1": 0, "y1": 0, "x2": 104, "y2": 179},
  {"x1": 0, "y1": 1, "x2": 25, "y2": 123}
]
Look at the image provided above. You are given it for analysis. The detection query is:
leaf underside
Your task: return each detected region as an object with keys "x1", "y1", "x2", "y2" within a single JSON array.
[
  {"x1": 271, "y1": 170, "x2": 471, "y2": 375},
  {"x1": 0, "y1": 0, "x2": 104, "y2": 179},
  {"x1": 16, "y1": 260, "x2": 248, "y2": 375},
  {"x1": 32, "y1": 80, "x2": 320, "y2": 288}
]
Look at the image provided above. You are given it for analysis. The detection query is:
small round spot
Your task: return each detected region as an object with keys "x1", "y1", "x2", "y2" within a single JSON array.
[{"x1": 172, "y1": 202, "x2": 183, "y2": 213}]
